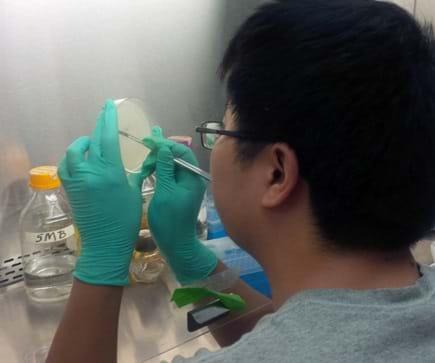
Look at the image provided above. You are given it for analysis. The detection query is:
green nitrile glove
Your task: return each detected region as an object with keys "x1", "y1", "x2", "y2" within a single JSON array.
[
  {"x1": 139, "y1": 126, "x2": 166, "y2": 177},
  {"x1": 58, "y1": 99, "x2": 150, "y2": 286},
  {"x1": 143, "y1": 137, "x2": 218, "y2": 285}
]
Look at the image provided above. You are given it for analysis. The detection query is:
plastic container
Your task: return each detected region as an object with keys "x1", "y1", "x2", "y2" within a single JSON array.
[
  {"x1": 19, "y1": 166, "x2": 78, "y2": 302},
  {"x1": 206, "y1": 192, "x2": 227, "y2": 240}
]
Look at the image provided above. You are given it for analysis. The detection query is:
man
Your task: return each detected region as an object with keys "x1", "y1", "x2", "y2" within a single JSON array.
[{"x1": 47, "y1": 0, "x2": 435, "y2": 362}]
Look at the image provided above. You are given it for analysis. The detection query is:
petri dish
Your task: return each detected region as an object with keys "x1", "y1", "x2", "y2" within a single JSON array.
[{"x1": 115, "y1": 98, "x2": 152, "y2": 174}]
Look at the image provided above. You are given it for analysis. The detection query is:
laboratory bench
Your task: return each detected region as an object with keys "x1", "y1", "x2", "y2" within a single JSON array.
[{"x1": 0, "y1": 268, "x2": 220, "y2": 363}]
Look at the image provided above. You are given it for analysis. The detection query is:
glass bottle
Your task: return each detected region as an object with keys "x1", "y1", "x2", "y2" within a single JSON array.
[
  {"x1": 130, "y1": 176, "x2": 166, "y2": 284},
  {"x1": 19, "y1": 166, "x2": 78, "y2": 302},
  {"x1": 130, "y1": 230, "x2": 166, "y2": 284}
]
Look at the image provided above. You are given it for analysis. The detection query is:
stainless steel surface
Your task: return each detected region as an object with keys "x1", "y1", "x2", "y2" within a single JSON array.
[
  {"x1": 119, "y1": 130, "x2": 211, "y2": 181},
  {"x1": 0, "y1": 270, "x2": 217, "y2": 363},
  {"x1": 144, "y1": 333, "x2": 220, "y2": 363}
]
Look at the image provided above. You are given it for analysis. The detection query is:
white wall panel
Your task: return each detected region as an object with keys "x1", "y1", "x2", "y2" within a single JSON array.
[
  {"x1": 386, "y1": 0, "x2": 415, "y2": 14},
  {"x1": 416, "y1": 0, "x2": 435, "y2": 23}
]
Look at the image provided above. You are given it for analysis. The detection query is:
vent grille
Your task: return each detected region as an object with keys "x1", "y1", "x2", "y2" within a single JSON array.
[
  {"x1": 0, "y1": 244, "x2": 71, "y2": 288},
  {"x1": 0, "y1": 254, "x2": 24, "y2": 288}
]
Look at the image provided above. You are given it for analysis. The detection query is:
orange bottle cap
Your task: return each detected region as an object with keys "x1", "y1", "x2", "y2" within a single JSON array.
[{"x1": 29, "y1": 166, "x2": 61, "y2": 190}]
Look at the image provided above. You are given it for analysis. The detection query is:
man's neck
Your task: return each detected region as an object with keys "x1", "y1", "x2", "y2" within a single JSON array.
[
  {"x1": 247, "y1": 182, "x2": 420, "y2": 309},
  {"x1": 257, "y1": 237, "x2": 419, "y2": 309}
]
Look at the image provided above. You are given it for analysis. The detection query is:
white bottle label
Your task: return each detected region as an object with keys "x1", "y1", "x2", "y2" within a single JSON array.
[{"x1": 25, "y1": 225, "x2": 75, "y2": 244}]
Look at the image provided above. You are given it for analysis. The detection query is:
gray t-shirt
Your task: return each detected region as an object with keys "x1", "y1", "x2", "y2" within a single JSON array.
[{"x1": 173, "y1": 265, "x2": 435, "y2": 362}]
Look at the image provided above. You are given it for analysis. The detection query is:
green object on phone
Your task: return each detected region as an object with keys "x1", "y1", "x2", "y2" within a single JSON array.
[{"x1": 171, "y1": 287, "x2": 246, "y2": 312}]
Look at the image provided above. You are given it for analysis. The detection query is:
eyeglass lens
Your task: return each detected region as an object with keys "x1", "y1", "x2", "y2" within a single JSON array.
[{"x1": 202, "y1": 122, "x2": 223, "y2": 149}]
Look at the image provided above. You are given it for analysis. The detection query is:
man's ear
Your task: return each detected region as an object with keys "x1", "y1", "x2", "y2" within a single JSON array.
[{"x1": 261, "y1": 143, "x2": 299, "y2": 208}]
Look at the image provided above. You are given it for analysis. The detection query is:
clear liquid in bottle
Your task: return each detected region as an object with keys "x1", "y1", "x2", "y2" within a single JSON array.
[{"x1": 19, "y1": 166, "x2": 78, "y2": 302}]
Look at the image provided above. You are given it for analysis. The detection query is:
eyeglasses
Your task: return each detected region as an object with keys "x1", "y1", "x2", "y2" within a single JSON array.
[{"x1": 195, "y1": 121, "x2": 274, "y2": 150}]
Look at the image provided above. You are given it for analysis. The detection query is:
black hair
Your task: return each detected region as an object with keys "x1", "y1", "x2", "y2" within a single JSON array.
[{"x1": 221, "y1": 0, "x2": 435, "y2": 252}]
